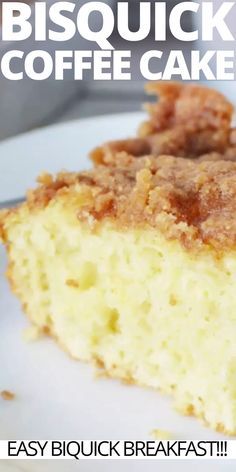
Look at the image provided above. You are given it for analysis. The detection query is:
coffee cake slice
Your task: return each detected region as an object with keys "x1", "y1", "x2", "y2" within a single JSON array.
[{"x1": 2, "y1": 154, "x2": 236, "y2": 434}]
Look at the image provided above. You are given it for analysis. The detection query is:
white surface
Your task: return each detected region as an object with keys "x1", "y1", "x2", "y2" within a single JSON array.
[
  {"x1": 0, "y1": 112, "x2": 144, "y2": 203},
  {"x1": 0, "y1": 114, "x2": 235, "y2": 472}
]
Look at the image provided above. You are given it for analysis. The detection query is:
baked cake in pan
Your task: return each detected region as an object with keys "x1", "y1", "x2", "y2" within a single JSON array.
[{"x1": 2, "y1": 83, "x2": 236, "y2": 435}]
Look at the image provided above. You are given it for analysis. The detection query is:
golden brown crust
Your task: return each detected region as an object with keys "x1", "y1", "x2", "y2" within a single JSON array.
[
  {"x1": 0, "y1": 209, "x2": 10, "y2": 242},
  {"x1": 90, "y1": 82, "x2": 236, "y2": 165}
]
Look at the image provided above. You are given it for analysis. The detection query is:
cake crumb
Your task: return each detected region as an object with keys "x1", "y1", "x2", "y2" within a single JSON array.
[
  {"x1": 23, "y1": 324, "x2": 42, "y2": 342},
  {"x1": 66, "y1": 278, "x2": 80, "y2": 288},
  {"x1": 1, "y1": 390, "x2": 15, "y2": 401},
  {"x1": 150, "y1": 429, "x2": 172, "y2": 440}
]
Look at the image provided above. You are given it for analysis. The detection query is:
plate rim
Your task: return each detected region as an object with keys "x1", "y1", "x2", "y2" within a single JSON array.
[{"x1": 0, "y1": 111, "x2": 146, "y2": 149}]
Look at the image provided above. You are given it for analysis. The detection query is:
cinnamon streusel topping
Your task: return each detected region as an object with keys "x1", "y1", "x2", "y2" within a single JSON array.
[{"x1": 25, "y1": 152, "x2": 236, "y2": 251}]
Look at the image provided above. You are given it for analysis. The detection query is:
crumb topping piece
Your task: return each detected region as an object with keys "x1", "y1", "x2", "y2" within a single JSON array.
[{"x1": 1, "y1": 390, "x2": 15, "y2": 400}]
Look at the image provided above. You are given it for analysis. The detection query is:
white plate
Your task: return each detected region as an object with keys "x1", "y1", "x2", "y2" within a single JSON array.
[
  {"x1": 0, "y1": 114, "x2": 234, "y2": 472},
  {"x1": 0, "y1": 112, "x2": 144, "y2": 203}
]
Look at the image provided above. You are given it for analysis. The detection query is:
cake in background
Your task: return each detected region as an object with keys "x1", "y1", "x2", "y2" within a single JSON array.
[{"x1": 91, "y1": 82, "x2": 236, "y2": 164}]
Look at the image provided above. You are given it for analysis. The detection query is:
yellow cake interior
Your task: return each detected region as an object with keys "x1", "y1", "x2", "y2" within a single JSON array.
[{"x1": 3, "y1": 198, "x2": 236, "y2": 435}]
